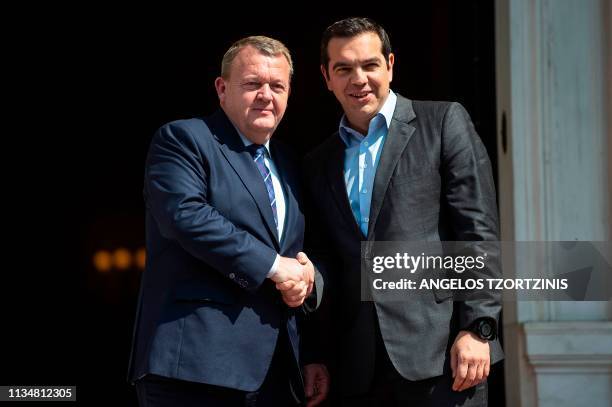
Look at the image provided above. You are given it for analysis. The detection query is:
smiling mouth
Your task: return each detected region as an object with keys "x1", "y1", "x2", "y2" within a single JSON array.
[
  {"x1": 349, "y1": 91, "x2": 371, "y2": 99},
  {"x1": 253, "y1": 108, "x2": 273, "y2": 114}
]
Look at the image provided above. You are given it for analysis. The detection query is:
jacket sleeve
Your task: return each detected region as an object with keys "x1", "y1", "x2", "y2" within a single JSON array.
[
  {"x1": 144, "y1": 121, "x2": 277, "y2": 292},
  {"x1": 440, "y1": 103, "x2": 502, "y2": 330}
]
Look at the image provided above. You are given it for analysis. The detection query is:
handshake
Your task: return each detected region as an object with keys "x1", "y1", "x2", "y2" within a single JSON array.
[{"x1": 270, "y1": 252, "x2": 315, "y2": 307}]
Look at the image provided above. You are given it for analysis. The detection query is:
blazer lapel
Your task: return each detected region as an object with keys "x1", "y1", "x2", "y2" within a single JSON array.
[
  {"x1": 207, "y1": 110, "x2": 280, "y2": 248},
  {"x1": 367, "y1": 96, "x2": 416, "y2": 240},
  {"x1": 270, "y1": 141, "x2": 297, "y2": 250},
  {"x1": 326, "y1": 136, "x2": 363, "y2": 238}
]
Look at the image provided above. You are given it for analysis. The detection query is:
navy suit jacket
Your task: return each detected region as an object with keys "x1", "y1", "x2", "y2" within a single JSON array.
[{"x1": 128, "y1": 109, "x2": 306, "y2": 391}]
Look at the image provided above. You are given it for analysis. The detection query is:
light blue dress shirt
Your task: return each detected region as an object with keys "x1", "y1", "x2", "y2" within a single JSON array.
[{"x1": 339, "y1": 90, "x2": 397, "y2": 237}]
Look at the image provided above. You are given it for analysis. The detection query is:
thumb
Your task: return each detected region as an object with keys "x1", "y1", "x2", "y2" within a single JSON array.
[{"x1": 296, "y1": 251, "x2": 309, "y2": 265}]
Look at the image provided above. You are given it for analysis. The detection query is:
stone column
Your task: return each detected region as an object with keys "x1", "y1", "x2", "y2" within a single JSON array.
[{"x1": 495, "y1": 0, "x2": 612, "y2": 405}]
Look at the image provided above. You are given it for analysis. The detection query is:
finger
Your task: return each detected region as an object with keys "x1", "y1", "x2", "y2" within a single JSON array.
[
  {"x1": 279, "y1": 288, "x2": 301, "y2": 298},
  {"x1": 308, "y1": 382, "x2": 326, "y2": 407},
  {"x1": 299, "y1": 283, "x2": 308, "y2": 298},
  {"x1": 316, "y1": 370, "x2": 330, "y2": 400},
  {"x1": 484, "y1": 359, "x2": 490, "y2": 378},
  {"x1": 275, "y1": 280, "x2": 296, "y2": 291},
  {"x1": 287, "y1": 284, "x2": 308, "y2": 303},
  {"x1": 459, "y1": 363, "x2": 478, "y2": 391},
  {"x1": 286, "y1": 296, "x2": 306, "y2": 305},
  {"x1": 306, "y1": 281, "x2": 314, "y2": 297},
  {"x1": 280, "y1": 280, "x2": 306, "y2": 295},
  {"x1": 284, "y1": 299, "x2": 303, "y2": 307},
  {"x1": 475, "y1": 362, "x2": 485, "y2": 385},
  {"x1": 303, "y1": 369, "x2": 314, "y2": 398},
  {"x1": 296, "y1": 251, "x2": 309, "y2": 265},
  {"x1": 452, "y1": 357, "x2": 468, "y2": 391},
  {"x1": 282, "y1": 285, "x2": 305, "y2": 297}
]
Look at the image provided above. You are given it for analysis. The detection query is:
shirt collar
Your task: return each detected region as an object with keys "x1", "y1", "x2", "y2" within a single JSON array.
[
  {"x1": 339, "y1": 90, "x2": 397, "y2": 146},
  {"x1": 234, "y1": 126, "x2": 272, "y2": 156}
]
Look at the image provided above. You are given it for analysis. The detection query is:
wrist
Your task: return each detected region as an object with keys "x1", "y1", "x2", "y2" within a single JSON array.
[{"x1": 267, "y1": 254, "x2": 281, "y2": 279}]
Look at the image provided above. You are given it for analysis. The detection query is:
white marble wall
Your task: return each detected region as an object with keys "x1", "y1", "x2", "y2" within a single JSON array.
[{"x1": 495, "y1": 0, "x2": 612, "y2": 405}]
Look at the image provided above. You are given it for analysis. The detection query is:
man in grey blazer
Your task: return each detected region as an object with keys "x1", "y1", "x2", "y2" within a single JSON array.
[{"x1": 304, "y1": 17, "x2": 503, "y2": 406}]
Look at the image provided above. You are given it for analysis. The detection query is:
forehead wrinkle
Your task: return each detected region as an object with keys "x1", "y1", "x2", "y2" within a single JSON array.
[{"x1": 234, "y1": 54, "x2": 288, "y2": 83}]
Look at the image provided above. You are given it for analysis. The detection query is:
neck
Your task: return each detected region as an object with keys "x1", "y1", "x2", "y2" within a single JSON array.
[{"x1": 345, "y1": 115, "x2": 371, "y2": 136}]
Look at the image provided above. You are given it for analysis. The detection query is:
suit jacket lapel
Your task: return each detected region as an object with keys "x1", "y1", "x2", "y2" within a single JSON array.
[
  {"x1": 207, "y1": 110, "x2": 280, "y2": 249},
  {"x1": 326, "y1": 136, "x2": 363, "y2": 238},
  {"x1": 270, "y1": 141, "x2": 297, "y2": 250},
  {"x1": 367, "y1": 96, "x2": 416, "y2": 240}
]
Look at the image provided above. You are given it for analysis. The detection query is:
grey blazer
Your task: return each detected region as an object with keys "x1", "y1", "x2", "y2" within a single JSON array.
[{"x1": 304, "y1": 94, "x2": 503, "y2": 396}]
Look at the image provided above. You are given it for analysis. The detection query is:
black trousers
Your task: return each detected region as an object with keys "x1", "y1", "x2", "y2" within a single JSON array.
[
  {"x1": 135, "y1": 329, "x2": 302, "y2": 407},
  {"x1": 340, "y1": 329, "x2": 488, "y2": 407}
]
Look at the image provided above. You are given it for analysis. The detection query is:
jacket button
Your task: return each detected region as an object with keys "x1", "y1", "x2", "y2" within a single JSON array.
[{"x1": 229, "y1": 273, "x2": 235, "y2": 279}]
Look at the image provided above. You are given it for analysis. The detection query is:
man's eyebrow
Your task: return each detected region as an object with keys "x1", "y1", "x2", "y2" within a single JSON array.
[
  {"x1": 331, "y1": 61, "x2": 351, "y2": 71},
  {"x1": 331, "y1": 57, "x2": 382, "y2": 70},
  {"x1": 361, "y1": 57, "x2": 382, "y2": 65}
]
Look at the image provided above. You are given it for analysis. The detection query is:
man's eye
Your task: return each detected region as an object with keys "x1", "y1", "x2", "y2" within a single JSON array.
[
  {"x1": 336, "y1": 67, "x2": 350, "y2": 73},
  {"x1": 244, "y1": 82, "x2": 260, "y2": 88},
  {"x1": 272, "y1": 84, "x2": 286, "y2": 92}
]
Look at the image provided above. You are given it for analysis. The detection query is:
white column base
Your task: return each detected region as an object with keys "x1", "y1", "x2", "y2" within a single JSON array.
[{"x1": 524, "y1": 321, "x2": 612, "y2": 407}]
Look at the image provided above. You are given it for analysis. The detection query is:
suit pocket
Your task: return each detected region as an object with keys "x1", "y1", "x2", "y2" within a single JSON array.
[{"x1": 173, "y1": 281, "x2": 237, "y2": 305}]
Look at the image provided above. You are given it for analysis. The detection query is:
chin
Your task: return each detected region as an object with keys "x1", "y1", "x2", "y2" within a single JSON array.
[{"x1": 251, "y1": 120, "x2": 276, "y2": 132}]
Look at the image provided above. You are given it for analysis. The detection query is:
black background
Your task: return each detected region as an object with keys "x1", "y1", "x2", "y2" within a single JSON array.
[{"x1": 4, "y1": 2, "x2": 503, "y2": 405}]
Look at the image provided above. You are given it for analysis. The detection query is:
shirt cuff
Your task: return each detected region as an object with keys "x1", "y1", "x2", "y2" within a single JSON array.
[{"x1": 267, "y1": 254, "x2": 280, "y2": 278}]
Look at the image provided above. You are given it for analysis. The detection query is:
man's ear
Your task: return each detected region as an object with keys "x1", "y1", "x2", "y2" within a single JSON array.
[
  {"x1": 387, "y1": 53, "x2": 395, "y2": 83},
  {"x1": 214, "y1": 77, "x2": 226, "y2": 103},
  {"x1": 320, "y1": 65, "x2": 331, "y2": 90}
]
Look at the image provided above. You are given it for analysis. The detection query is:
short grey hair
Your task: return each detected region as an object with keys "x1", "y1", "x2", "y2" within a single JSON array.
[{"x1": 221, "y1": 35, "x2": 293, "y2": 79}]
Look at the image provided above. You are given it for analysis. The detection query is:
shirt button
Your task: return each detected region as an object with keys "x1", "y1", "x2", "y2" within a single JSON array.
[
  {"x1": 362, "y1": 189, "x2": 367, "y2": 193},
  {"x1": 229, "y1": 273, "x2": 235, "y2": 279},
  {"x1": 364, "y1": 141, "x2": 369, "y2": 146},
  {"x1": 363, "y1": 217, "x2": 369, "y2": 222}
]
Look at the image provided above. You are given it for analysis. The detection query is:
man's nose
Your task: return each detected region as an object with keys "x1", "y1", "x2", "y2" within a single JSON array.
[
  {"x1": 350, "y1": 68, "x2": 367, "y2": 86},
  {"x1": 257, "y1": 84, "x2": 273, "y2": 101}
]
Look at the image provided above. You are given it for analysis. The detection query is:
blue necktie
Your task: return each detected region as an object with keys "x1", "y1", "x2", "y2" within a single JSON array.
[{"x1": 248, "y1": 144, "x2": 278, "y2": 227}]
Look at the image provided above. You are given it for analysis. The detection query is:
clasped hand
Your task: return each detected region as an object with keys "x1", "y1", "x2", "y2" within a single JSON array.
[{"x1": 271, "y1": 252, "x2": 314, "y2": 307}]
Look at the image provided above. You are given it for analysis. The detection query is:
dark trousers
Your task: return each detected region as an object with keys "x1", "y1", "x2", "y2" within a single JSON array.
[
  {"x1": 340, "y1": 329, "x2": 488, "y2": 407},
  {"x1": 136, "y1": 329, "x2": 302, "y2": 407}
]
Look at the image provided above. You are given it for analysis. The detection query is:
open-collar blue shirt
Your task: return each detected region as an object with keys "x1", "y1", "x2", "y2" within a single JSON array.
[{"x1": 338, "y1": 90, "x2": 397, "y2": 237}]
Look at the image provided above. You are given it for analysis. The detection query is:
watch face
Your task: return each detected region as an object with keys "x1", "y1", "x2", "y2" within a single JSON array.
[{"x1": 480, "y1": 322, "x2": 492, "y2": 337}]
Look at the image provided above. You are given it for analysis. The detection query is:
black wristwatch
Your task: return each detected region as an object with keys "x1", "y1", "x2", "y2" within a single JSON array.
[{"x1": 469, "y1": 318, "x2": 496, "y2": 341}]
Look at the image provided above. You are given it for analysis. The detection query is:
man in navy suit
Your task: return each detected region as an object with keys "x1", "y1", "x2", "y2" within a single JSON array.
[{"x1": 128, "y1": 35, "x2": 324, "y2": 406}]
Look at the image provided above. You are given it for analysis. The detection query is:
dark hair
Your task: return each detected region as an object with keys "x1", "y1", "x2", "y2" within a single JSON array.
[{"x1": 320, "y1": 17, "x2": 392, "y2": 77}]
